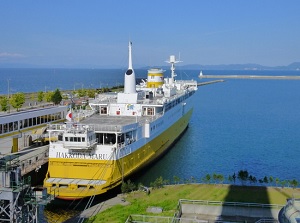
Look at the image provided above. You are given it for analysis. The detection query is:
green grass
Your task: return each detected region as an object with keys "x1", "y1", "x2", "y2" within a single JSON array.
[{"x1": 86, "y1": 184, "x2": 299, "y2": 223}]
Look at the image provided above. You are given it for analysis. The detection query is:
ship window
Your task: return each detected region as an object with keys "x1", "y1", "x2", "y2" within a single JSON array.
[
  {"x1": 97, "y1": 133, "x2": 103, "y2": 144},
  {"x1": 104, "y1": 133, "x2": 116, "y2": 145},
  {"x1": 100, "y1": 107, "x2": 107, "y2": 115},
  {"x1": 70, "y1": 137, "x2": 74, "y2": 142},
  {"x1": 3, "y1": 124, "x2": 8, "y2": 133},
  {"x1": 118, "y1": 134, "x2": 125, "y2": 144},
  {"x1": 147, "y1": 107, "x2": 154, "y2": 116},
  {"x1": 74, "y1": 137, "x2": 78, "y2": 142},
  {"x1": 82, "y1": 137, "x2": 85, "y2": 142}
]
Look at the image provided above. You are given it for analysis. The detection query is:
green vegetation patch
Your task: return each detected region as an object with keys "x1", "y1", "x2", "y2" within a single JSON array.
[{"x1": 86, "y1": 184, "x2": 298, "y2": 223}]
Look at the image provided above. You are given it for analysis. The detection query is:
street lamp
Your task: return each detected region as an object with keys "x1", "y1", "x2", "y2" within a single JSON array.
[
  {"x1": 73, "y1": 83, "x2": 82, "y2": 91},
  {"x1": 7, "y1": 79, "x2": 10, "y2": 99}
]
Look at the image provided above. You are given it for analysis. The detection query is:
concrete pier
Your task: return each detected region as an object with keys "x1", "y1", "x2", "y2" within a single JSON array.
[{"x1": 199, "y1": 74, "x2": 300, "y2": 80}]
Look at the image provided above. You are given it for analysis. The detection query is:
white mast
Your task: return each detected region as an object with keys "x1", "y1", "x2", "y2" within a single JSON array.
[
  {"x1": 124, "y1": 42, "x2": 136, "y2": 94},
  {"x1": 166, "y1": 55, "x2": 181, "y2": 84}
]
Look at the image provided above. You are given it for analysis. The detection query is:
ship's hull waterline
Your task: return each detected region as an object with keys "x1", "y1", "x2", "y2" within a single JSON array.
[{"x1": 45, "y1": 109, "x2": 193, "y2": 200}]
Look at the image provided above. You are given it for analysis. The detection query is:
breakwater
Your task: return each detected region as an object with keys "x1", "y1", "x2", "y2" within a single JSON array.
[{"x1": 199, "y1": 75, "x2": 300, "y2": 80}]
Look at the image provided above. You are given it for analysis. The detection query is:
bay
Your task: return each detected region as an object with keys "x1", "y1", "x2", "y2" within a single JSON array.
[
  {"x1": 137, "y1": 75, "x2": 300, "y2": 186},
  {"x1": 1, "y1": 68, "x2": 300, "y2": 221}
]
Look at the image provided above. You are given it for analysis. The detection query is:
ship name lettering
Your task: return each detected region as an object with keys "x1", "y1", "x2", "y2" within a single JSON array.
[{"x1": 56, "y1": 152, "x2": 106, "y2": 159}]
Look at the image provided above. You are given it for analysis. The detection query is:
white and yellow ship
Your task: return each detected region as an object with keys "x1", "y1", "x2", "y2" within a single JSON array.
[{"x1": 43, "y1": 42, "x2": 198, "y2": 200}]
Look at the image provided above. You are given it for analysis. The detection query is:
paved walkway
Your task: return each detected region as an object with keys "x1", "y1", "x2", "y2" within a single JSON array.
[
  {"x1": 64, "y1": 195, "x2": 130, "y2": 223},
  {"x1": 181, "y1": 203, "x2": 280, "y2": 222}
]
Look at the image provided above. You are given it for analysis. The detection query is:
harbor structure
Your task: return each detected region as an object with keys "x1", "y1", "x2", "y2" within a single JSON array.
[
  {"x1": 198, "y1": 74, "x2": 300, "y2": 80},
  {"x1": 0, "y1": 106, "x2": 67, "y2": 154},
  {"x1": 0, "y1": 146, "x2": 52, "y2": 222}
]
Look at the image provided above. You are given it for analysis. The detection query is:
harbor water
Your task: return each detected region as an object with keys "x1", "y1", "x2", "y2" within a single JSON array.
[{"x1": 1, "y1": 68, "x2": 300, "y2": 221}]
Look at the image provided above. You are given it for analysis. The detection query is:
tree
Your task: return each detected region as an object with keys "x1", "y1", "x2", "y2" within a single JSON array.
[
  {"x1": 275, "y1": 178, "x2": 280, "y2": 187},
  {"x1": 9, "y1": 92, "x2": 25, "y2": 111},
  {"x1": 190, "y1": 176, "x2": 196, "y2": 183},
  {"x1": 290, "y1": 179, "x2": 298, "y2": 189},
  {"x1": 121, "y1": 180, "x2": 136, "y2": 193},
  {"x1": 0, "y1": 96, "x2": 9, "y2": 112},
  {"x1": 232, "y1": 173, "x2": 236, "y2": 184},
  {"x1": 77, "y1": 88, "x2": 86, "y2": 97},
  {"x1": 269, "y1": 176, "x2": 274, "y2": 186},
  {"x1": 173, "y1": 176, "x2": 181, "y2": 184},
  {"x1": 212, "y1": 173, "x2": 218, "y2": 184},
  {"x1": 217, "y1": 174, "x2": 224, "y2": 185},
  {"x1": 280, "y1": 180, "x2": 287, "y2": 188},
  {"x1": 263, "y1": 176, "x2": 269, "y2": 184},
  {"x1": 150, "y1": 176, "x2": 167, "y2": 189},
  {"x1": 237, "y1": 170, "x2": 249, "y2": 185},
  {"x1": 51, "y1": 89, "x2": 62, "y2": 105},
  {"x1": 248, "y1": 175, "x2": 255, "y2": 184},
  {"x1": 37, "y1": 91, "x2": 44, "y2": 102},
  {"x1": 45, "y1": 91, "x2": 53, "y2": 102},
  {"x1": 204, "y1": 174, "x2": 211, "y2": 184},
  {"x1": 87, "y1": 89, "x2": 97, "y2": 98}
]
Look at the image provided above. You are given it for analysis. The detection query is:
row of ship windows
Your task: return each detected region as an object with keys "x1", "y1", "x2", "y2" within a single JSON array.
[
  {"x1": 62, "y1": 133, "x2": 136, "y2": 146},
  {"x1": 65, "y1": 137, "x2": 86, "y2": 142},
  {"x1": 0, "y1": 112, "x2": 63, "y2": 135},
  {"x1": 165, "y1": 92, "x2": 192, "y2": 112}
]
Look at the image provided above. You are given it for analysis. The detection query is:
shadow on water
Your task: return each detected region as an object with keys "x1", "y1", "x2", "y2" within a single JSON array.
[{"x1": 219, "y1": 185, "x2": 275, "y2": 222}]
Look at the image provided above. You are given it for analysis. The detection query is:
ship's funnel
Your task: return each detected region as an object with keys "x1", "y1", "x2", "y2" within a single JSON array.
[{"x1": 124, "y1": 42, "x2": 136, "y2": 94}]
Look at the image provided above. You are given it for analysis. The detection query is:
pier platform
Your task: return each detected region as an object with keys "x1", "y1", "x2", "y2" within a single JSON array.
[{"x1": 199, "y1": 75, "x2": 300, "y2": 80}]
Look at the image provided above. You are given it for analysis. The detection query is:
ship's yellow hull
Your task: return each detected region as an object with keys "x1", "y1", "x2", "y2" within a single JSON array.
[{"x1": 44, "y1": 109, "x2": 193, "y2": 200}]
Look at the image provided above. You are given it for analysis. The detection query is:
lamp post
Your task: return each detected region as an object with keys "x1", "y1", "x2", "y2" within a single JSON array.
[
  {"x1": 7, "y1": 79, "x2": 10, "y2": 99},
  {"x1": 73, "y1": 83, "x2": 82, "y2": 91}
]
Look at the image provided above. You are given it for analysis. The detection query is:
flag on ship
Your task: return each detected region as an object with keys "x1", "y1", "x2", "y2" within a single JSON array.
[{"x1": 66, "y1": 111, "x2": 72, "y2": 122}]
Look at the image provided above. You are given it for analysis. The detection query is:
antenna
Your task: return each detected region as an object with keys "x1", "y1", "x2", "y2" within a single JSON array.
[{"x1": 166, "y1": 55, "x2": 181, "y2": 81}]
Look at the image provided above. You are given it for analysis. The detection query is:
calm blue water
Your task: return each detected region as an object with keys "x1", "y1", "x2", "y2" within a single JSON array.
[
  {"x1": 0, "y1": 68, "x2": 137, "y2": 94},
  {"x1": 1, "y1": 68, "x2": 299, "y2": 184},
  {"x1": 138, "y1": 70, "x2": 300, "y2": 185},
  {"x1": 1, "y1": 68, "x2": 300, "y2": 221}
]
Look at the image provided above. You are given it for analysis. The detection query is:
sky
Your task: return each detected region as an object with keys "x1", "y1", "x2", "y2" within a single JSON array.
[{"x1": 0, "y1": 0, "x2": 299, "y2": 68}]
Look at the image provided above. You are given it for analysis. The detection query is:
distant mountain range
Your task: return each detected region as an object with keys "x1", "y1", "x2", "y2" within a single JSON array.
[
  {"x1": 1, "y1": 62, "x2": 300, "y2": 70},
  {"x1": 176, "y1": 62, "x2": 300, "y2": 70}
]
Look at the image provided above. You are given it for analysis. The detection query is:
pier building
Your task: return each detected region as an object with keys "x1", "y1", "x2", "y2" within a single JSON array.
[
  {"x1": 0, "y1": 106, "x2": 68, "y2": 137},
  {"x1": 0, "y1": 106, "x2": 67, "y2": 155}
]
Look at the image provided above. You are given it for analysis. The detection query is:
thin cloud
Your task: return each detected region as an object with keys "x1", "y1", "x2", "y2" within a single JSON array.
[{"x1": 0, "y1": 52, "x2": 26, "y2": 59}]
